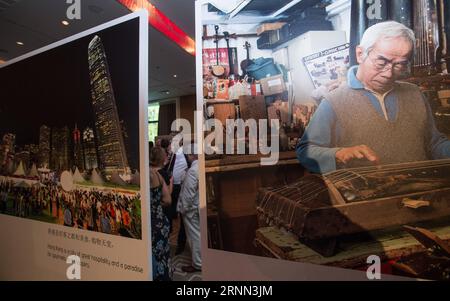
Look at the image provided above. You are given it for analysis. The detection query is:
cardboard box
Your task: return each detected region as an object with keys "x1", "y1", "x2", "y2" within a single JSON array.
[
  {"x1": 260, "y1": 74, "x2": 287, "y2": 96},
  {"x1": 256, "y1": 22, "x2": 286, "y2": 36}
]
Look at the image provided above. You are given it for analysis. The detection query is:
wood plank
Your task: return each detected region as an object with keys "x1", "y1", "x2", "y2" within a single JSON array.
[
  {"x1": 205, "y1": 99, "x2": 239, "y2": 105},
  {"x1": 255, "y1": 220, "x2": 450, "y2": 269},
  {"x1": 205, "y1": 151, "x2": 298, "y2": 168},
  {"x1": 205, "y1": 159, "x2": 299, "y2": 173}
]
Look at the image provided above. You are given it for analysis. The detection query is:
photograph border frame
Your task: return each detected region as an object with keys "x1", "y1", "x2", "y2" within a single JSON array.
[
  {"x1": 0, "y1": 9, "x2": 151, "y2": 280},
  {"x1": 195, "y1": 0, "x2": 410, "y2": 281}
]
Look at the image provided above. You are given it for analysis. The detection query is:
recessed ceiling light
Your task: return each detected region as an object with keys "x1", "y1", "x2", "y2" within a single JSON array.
[
  {"x1": 62, "y1": 20, "x2": 69, "y2": 26},
  {"x1": 16, "y1": 41, "x2": 24, "y2": 46},
  {"x1": 166, "y1": 91, "x2": 170, "y2": 95},
  {"x1": 173, "y1": 74, "x2": 177, "y2": 78}
]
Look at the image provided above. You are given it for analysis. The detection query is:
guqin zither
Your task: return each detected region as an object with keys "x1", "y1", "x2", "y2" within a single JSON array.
[{"x1": 256, "y1": 159, "x2": 450, "y2": 243}]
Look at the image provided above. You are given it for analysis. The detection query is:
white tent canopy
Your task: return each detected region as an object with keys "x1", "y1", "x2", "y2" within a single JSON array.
[
  {"x1": 13, "y1": 161, "x2": 26, "y2": 177},
  {"x1": 90, "y1": 169, "x2": 104, "y2": 186},
  {"x1": 72, "y1": 167, "x2": 85, "y2": 183},
  {"x1": 28, "y1": 163, "x2": 38, "y2": 178},
  {"x1": 111, "y1": 172, "x2": 127, "y2": 186}
]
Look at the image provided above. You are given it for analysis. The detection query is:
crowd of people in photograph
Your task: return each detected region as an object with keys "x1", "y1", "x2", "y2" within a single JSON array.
[
  {"x1": 149, "y1": 137, "x2": 201, "y2": 281},
  {"x1": 0, "y1": 179, "x2": 141, "y2": 239}
]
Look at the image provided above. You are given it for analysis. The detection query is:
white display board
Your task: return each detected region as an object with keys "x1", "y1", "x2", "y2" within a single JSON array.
[
  {"x1": 195, "y1": 0, "x2": 406, "y2": 281},
  {"x1": 0, "y1": 11, "x2": 150, "y2": 280}
]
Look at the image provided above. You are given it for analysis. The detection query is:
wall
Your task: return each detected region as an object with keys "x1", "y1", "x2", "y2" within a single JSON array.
[
  {"x1": 158, "y1": 102, "x2": 176, "y2": 136},
  {"x1": 327, "y1": 0, "x2": 352, "y2": 42},
  {"x1": 178, "y1": 94, "x2": 196, "y2": 134}
]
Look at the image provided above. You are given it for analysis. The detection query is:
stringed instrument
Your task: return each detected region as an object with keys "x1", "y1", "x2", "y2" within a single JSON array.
[
  {"x1": 256, "y1": 159, "x2": 450, "y2": 256},
  {"x1": 223, "y1": 31, "x2": 236, "y2": 78},
  {"x1": 412, "y1": 0, "x2": 440, "y2": 76},
  {"x1": 240, "y1": 41, "x2": 253, "y2": 78},
  {"x1": 211, "y1": 25, "x2": 225, "y2": 77}
]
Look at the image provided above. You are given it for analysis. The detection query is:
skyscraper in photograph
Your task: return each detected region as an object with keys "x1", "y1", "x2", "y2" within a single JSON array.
[
  {"x1": 73, "y1": 124, "x2": 84, "y2": 170},
  {"x1": 88, "y1": 35, "x2": 129, "y2": 175},
  {"x1": 82, "y1": 127, "x2": 98, "y2": 170},
  {"x1": 38, "y1": 125, "x2": 51, "y2": 168},
  {"x1": 24, "y1": 144, "x2": 39, "y2": 167},
  {"x1": 0, "y1": 133, "x2": 16, "y2": 172},
  {"x1": 50, "y1": 126, "x2": 70, "y2": 171}
]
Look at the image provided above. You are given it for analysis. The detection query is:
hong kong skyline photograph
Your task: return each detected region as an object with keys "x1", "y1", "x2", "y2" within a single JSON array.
[{"x1": 0, "y1": 18, "x2": 143, "y2": 240}]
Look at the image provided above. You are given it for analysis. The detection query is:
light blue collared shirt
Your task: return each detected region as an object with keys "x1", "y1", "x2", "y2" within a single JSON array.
[{"x1": 296, "y1": 66, "x2": 450, "y2": 174}]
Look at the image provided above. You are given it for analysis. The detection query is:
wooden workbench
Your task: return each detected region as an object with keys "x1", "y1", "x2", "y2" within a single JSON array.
[
  {"x1": 205, "y1": 151, "x2": 304, "y2": 254},
  {"x1": 254, "y1": 218, "x2": 450, "y2": 270}
]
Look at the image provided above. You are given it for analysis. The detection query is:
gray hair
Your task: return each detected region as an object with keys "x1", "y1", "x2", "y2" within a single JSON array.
[{"x1": 359, "y1": 21, "x2": 416, "y2": 58}]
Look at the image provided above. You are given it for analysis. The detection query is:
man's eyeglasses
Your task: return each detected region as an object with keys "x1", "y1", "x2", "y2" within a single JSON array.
[{"x1": 368, "y1": 53, "x2": 410, "y2": 72}]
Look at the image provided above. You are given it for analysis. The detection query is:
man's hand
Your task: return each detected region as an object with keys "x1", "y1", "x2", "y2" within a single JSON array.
[{"x1": 335, "y1": 145, "x2": 380, "y2": 165}]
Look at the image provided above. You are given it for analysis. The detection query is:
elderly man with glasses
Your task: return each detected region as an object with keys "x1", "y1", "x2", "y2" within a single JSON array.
[{"x1": 297, "y1": 21, "x2": 450, "y2": 174}]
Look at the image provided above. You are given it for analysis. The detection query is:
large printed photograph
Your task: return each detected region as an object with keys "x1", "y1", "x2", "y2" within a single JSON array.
[
  {"x1": 199, "y1": 0, "x2": 450, "y2": 280},
  {"x1": 0, "y1": 18, "x2": 143, "y2": 240}
]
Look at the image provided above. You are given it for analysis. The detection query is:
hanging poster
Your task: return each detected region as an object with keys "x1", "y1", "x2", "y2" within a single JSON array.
[{"x1": 303, "y1": 43, "x2": 350, "y2": 89}]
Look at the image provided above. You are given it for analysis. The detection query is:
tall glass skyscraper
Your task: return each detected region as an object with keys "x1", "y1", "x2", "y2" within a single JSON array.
[
  {"x1": 51, "y1": 126, "x2": 70, "y2": 171},
  {"x1": 82, "y1": 127, "x2": 98, "y2": 171},
  {"x1": 38, "y1": 125, "x2": 51, "y2": 168},
  {"x1": 73, "y1": 124, "x2": 84, "y2": 170},
  {"x1": 88, "y1": 35, "x2": 129, "y2": 175},
  {"x1": 0, "y1": 133, "x2": 15, "y2": 172}
]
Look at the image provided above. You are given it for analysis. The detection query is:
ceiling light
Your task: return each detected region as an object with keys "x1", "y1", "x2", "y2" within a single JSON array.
[
  {"x1": 16, "y1": 41, "x2": 24, "y2": 46},
  {"x1": 62, "y1": 20, "x2": 70, "y2": 26},
  {"x1": 173, "y1": 75, "x2": 177, "y2": 78}
]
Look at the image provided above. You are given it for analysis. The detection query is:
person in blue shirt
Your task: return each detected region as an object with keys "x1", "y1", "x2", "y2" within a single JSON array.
[{"x1": 297, "y1": 21, "x2": 450, "y2": 174}]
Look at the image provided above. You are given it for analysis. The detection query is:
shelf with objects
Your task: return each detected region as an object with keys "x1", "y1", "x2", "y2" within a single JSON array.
[
  {"x1": 201, "y1": 0, "x2": 348, "y2": 256},
  {"x1": 199, "y1": 0, "x2": 450, "y2": 281}
]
